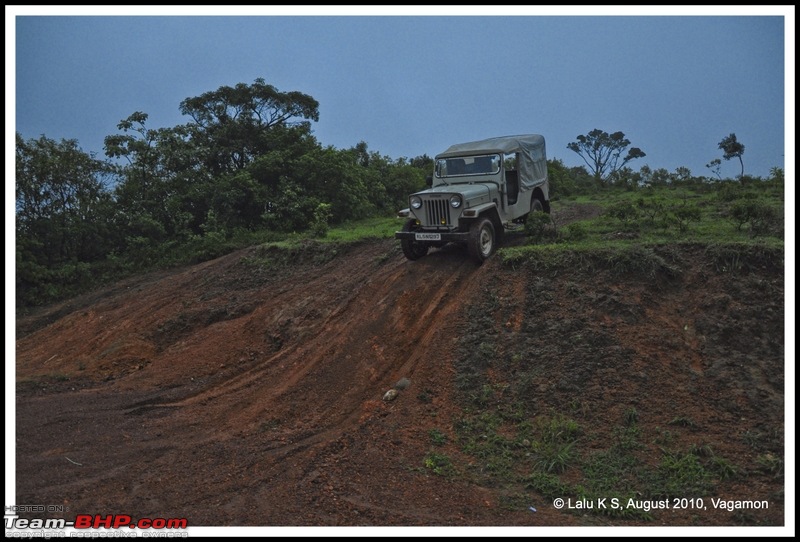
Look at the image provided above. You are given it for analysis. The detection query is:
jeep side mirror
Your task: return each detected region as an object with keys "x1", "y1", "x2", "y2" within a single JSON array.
[{"x1": 425, "y1": 175, "x2": 433, "y2": 187}]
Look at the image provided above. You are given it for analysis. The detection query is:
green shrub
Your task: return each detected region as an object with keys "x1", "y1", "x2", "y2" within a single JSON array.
[{"x1": 524, "y1": 212, "x2": 558, "y2": 243}]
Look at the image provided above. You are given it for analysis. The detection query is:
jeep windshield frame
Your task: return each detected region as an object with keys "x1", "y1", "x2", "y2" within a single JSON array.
[
  {"x1": 434, "y1": 134, "x2": 548, "y2": 192},
  {"x1": 435, "y1": 154, "x2": 500, "y2": 179}
]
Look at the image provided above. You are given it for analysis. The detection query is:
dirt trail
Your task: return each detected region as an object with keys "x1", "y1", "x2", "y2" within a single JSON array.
[{"x1": 15, "y1": 233, "x2": 512, "y2": 525}]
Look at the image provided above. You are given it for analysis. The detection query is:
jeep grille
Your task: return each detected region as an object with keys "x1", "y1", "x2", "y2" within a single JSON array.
[{"x1": 424, "y1": 199, "x2": 451, "y2": 226}]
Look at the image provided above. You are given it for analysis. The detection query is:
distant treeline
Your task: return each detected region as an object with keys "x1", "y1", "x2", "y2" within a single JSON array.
[{"x1": 15, "y1": 79, "x2": 784, "y2": 309}]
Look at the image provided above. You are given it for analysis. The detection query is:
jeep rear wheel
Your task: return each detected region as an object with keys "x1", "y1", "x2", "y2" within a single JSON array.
[
  {"x1": 514, "y1": 195, "x2": 546, "y2": 225},
  {"x1": 468, "y1": 217, "x2": 496, "y2": 263},
  {"x1": 400, "y1": 219, "x2": 430, "y2": 261}
]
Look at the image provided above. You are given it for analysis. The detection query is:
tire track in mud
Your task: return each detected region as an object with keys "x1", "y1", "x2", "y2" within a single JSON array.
[
  {"x1": 75, "y1": 210, "x2": 596, "y2": 452},
  {"x1": 153, "y1": 246, "x2": 490, "y2": 456},
  {"x1": 18, "y1": 240, "x2": 495, "y2": 519}
]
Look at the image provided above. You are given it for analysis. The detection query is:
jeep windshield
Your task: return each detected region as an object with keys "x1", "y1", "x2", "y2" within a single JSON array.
[{"x1": 435, "y1": 154, "x2": 500, "y2": 178}]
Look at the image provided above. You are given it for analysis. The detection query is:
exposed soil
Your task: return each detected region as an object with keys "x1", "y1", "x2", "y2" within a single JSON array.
[{"x1": 14, "y1": 203, "x2": 786, "y2": 529}]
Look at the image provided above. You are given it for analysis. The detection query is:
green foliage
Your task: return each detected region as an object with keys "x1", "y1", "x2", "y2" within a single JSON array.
[
  {"x1": 502, "y1": 179, "x2": 783, "y2": 270},
  {"x1": 756, "y1": 453, "x2": 783, "y2": 479},
  {"x1": 607, "y1": 166, "x2": 645, "y2": 190},
  {"x1": 16, "y1": 133, "x2": 118, "y2": 306},
  {"x1": 562, "y1": 221, "x2": 589, "y2": 242},
  {"x1": 524, "y1": 471, "x2": 569, "y2": 499},
  {"x1": 504, "y1": 244, "x2": 680, "y2": 280},
  {"x1": 179, "y1": 78, "x2": 319, "y2": 176},
  {"x1": 423, "y1": 452, "x2": 455, "y2": 476},
  {"x1": 650, "y1": 451, "x2": 713, "y2": 498},
  {"x1": 670, "y1": 202, "x2": 702, "y2": 233},
  {"x1": 429, "y1": 429, "x2": 448, "y2": 446},
  {"x1": 524, "y1": 212, "x2": 557, "y2": 243},
  {"x1": 531, "y1": 415, "x2": 580, "y2": 473},
  {"x1": 768, "y1": 167, "x2": 784, "y2": 183},
  {"x1": 705, "y1": 243, "x2": 783, "y2": 275},
  {"x1": 668, "y1": 416, "x2": 696, "y2": 428},
  {"x1": 726, "y1": 199, "x2": 781, "y2": 237},
  {"x1": 636, "y1": 196, "x2": 667, "y2": 225},
  {"x1": 547, "y1": 158, "x2": 595, "y2": 198},
  {"x1": 310, "y1": 202, "x2": 332, "y2": 238},
  {"x1": 605, "y1": 202, "x2": 640, "y2": 228}
]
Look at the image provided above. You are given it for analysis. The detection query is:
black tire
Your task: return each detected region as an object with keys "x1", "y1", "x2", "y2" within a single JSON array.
[
  {"x1": 468, "y1": 217, "x2": 496, "y2": 263},
  {"x1": 514, "y1": 195, "x2": 546, "y2": 225},
  {"x1": 400, "y1": 219, "x2": 429, "y2": 261}
]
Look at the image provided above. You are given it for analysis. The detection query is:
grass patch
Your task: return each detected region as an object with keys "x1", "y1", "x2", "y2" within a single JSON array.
[
  {"x1": 235, "y1": 216, "x2": 405, "y2": 272},
  {"x1": 449, "y1": 283, "x2": 762, "y2": 522},
  {"x1": 423, "y1": 451, "x2": 456, "y2": 477},
  {"x1": 504, "y1": 182, "x2": 784, "y2": 274},
  {"x1": 501, "y1": 242, "x2": 682, "y2": 280},
  {"x1": 322, "y1": 216, "x2": 401, "y2": 242},
  {"x1": 429, "y1": 428, "x2": 448, "y2": 446},
  {"x1": 451, "y1": 403, "x2": 745, "y2": 522}
]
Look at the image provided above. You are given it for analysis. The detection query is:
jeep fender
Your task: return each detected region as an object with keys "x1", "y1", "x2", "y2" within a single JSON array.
[
  {"x1": 460, "y1": 202, "x2": 503, "y2": 237},
  {"x1": 460, "y1": 202, "x2": 498, "y2": 219}
]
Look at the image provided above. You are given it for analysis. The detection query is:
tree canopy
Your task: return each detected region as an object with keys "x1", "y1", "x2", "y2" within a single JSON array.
[
  {"x1": 179, "y1": 78, "x2": 320, "y2": 175},
  {"x1": 567, "y1": 129, "x2": 646, "y2": 184},
  {"x1": 15, "y1": 79, "x2": 434, "y2": 307},
  {"x1": 718, "y1": 133, "x2": 745, "y2": 179}
]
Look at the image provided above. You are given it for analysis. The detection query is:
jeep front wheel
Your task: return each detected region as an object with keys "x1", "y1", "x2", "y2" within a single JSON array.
[
  {"x1": 400, "y1": 219, "x2": 430, "y2": 261},
  {"x1": 468, "y1": 217, "x2": 496, "y2": 263}
]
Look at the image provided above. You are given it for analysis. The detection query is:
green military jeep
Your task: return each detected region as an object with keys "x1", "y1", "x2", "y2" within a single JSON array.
[{"x1": 395, "y1": 134, "x2": 550, "y2": 263}]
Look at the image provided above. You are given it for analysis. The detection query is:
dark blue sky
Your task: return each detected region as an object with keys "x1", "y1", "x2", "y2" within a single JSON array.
[{"x1": 10, "y1": 7, "x2": 791, "y2": 179}]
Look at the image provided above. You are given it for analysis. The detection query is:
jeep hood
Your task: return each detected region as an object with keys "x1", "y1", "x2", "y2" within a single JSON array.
[{"x1": 413, "y1": 184, "x2": 490, "y2": 202}]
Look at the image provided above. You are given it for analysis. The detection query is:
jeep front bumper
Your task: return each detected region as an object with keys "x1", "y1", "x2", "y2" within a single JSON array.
[{"x1": 394, "y1": 230, "x2": 470, "y2": 243}]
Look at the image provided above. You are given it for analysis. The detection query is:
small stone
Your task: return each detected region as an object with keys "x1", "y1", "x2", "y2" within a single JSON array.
[
  {"x1": 393, "y1": 377, "x2": 411, "y2": 390},
  {"x1": 382, "y1": 389, "x2": 399, "y2": 402}
]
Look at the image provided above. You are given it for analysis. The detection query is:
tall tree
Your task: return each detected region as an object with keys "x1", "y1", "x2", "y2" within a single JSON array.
[
  {"x1": 16, "y1": 133, "x2": 116, "y2": 305},
  {"x1": 17, "y1": 133, "x2": 116, "y2": 263},
  {"x1": 179, "y1": 78, "x2": 320, "y2": 176},
  {"x1": 718, "y1": 133, "x2": 745, "y2": 179},
  {"x1": 104, "y1": 112, "x2": 198, "y2": 238},
  {"x1": 567, "y1": 129, "x2": 646, "y2": 184}
]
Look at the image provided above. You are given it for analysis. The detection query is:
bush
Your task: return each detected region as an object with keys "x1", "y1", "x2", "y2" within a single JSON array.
[
  {"x1": 524, "y1": 212, "x2": 557, "y2": 244},
  {"x1": 727, "y1": 200, "x2": 780, "y2": 237},
  {"x1": 669, "y1": 204, "x2": 702, "y2": 233},
  {"x1": 605, "y1": 202, "x2": 640, "y2": 229},
  {"x1": 636, "y1": 197, "x2": 666, "y2": 225},
  {"x1": 562, "y1": 222, "x2": 589, "y2": 242},
  {"x1": 311, "y1": 202, "x2": 332, "y2": 238}
]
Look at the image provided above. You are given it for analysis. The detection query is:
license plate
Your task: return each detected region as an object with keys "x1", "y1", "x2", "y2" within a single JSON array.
[{"x1": 415, "y1": 233, "x2": 441, "y2": 241}]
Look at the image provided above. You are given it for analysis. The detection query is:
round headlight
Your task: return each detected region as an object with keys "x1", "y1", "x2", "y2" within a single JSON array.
[
  {"x1": 449, "y1": 195, "x2": 462, "y2": 208},
  {"x1": 410, "y1": 196, "x2": 422, "y2": 209}
]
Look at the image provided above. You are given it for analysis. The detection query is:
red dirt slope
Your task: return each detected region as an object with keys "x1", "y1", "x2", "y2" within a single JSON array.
[{"x1": 14, "y1": 204, "x2": 785, "y2": 527}]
